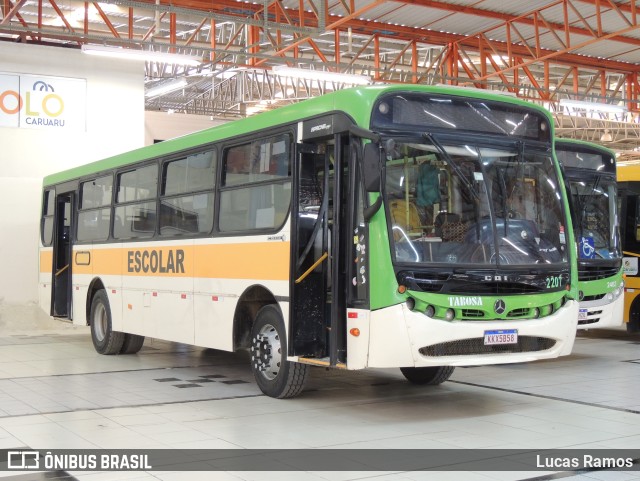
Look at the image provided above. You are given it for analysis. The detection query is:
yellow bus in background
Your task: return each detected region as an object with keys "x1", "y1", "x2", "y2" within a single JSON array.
[{"x1": 616, "y1": 161, "x2": 640, "y2": 332}]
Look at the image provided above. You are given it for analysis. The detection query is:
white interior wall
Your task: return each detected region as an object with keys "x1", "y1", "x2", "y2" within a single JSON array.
[
  {"x1": 0, "y1": 43, "x2": 144, "y2": 314},
  {"x1": 144, "y1": 111, "x2": 227, "y2": 145}
]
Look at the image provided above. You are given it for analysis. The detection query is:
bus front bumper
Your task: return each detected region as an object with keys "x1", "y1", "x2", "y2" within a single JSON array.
[
  {"x1": 577, "y1": 295, "x2": 624, "y2": 330},
  {"x1": 366, "y1": 300, "x2": 578, "y2": 368}
]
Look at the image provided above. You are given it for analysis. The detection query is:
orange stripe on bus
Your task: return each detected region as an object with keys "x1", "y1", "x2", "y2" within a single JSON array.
[
  {"x1": 193, "y1": 243, "x2": 289, "y2": 280},
  {"x1": 39, "y1": 250, "x2": 53, "y2": 273},
  {"x1": 41, "y1": 242, "x2": 291, "y2": 281}
]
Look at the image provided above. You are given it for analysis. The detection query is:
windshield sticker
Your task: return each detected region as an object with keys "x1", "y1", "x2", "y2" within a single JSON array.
[
  {"x1": 579, "y1": 236, "x2": 595, "y2": 259},
  {"x1": 559, "y1": 225, "x2": 566, "y2": 244},
  {"x1": 448, "y1": 296, "x2": 483, "y2": 307}
]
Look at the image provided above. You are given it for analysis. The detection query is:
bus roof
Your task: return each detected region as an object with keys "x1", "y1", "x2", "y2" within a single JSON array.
[
  {"x1": 554, "y1": 137, "x2": 616, "y2": 157},
  {"x1": 44, "y1": 84, "x2": 553, "y2": 187}
]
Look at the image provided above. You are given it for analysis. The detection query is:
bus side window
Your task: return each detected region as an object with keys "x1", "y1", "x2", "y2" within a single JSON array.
[
  {"x1": 114, "y1": 164, "x2": 158, "y2": 239},
  {"x1": 635, "y1": 195, "x2": 640, "y2": 241},
  {"x1": 160, "y1": 150, "x2": 215, "y2": 236},
  {"x1": 219, "y1": 134, "x2": 291, "y2": 232},
  {"x1": 41, "y1": 189, "x2": 55, "y2": 246}
]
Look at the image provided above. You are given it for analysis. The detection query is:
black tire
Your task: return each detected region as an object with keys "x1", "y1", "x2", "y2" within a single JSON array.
[
  {"x1": 120, "y1": 334, "x2": 145, "y2": 354},
  {"x1": 250, "y1": 305, "x2": 309, "y2": 398},
  {"x1": 90, "y1": 290, "x2": 125, "y2": 355},
  {"x1": 400, "y1": 366, "x2": 455, "y2": 385}
]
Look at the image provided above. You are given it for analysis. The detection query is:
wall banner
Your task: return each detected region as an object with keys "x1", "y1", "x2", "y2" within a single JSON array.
[{"x1": 0, "y1": 73, "x2": 86, "y2": 131}]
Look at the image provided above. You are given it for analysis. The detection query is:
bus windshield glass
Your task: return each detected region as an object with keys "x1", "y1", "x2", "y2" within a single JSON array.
[
  {"x1": 568, "y1": 177, "x2": 619, "y2": 259},
  {"x1": 384, "y1": 137, "x2": 568, "y2": 267}
]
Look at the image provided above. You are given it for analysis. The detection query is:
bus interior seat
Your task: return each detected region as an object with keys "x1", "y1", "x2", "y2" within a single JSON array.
[
  {"x1": 435, "y1": 212, "x2": 467, "y2": 242},
  {"x1": 389, "y1": 199, "x2": 423, "y2": 236}
]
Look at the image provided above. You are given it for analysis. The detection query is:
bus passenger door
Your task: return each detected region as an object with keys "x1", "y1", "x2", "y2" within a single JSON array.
[
  {"x1": 51, "y1": 193, "x2": 73, "y2": 319},
  {"x1": 291, "y1": 142, "x2": 330, "y2": 359},
  {"x1": 290, "y1": 134, "x2": 350, "y2": 365}
]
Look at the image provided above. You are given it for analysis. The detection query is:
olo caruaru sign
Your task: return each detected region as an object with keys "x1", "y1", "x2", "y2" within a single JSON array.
[{"x1": 0, "y1": 73, "x2": 86, "y2": 131}]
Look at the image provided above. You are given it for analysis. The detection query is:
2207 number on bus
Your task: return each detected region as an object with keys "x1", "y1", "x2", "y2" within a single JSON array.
[{"x1": 484, "y1": 329, "x2": 518, "y2": 346}]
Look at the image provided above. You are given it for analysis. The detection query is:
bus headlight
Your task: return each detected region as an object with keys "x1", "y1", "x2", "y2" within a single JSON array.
[
  {"x1": 613, "y1": 282, "x2": 624, "y2": 299},
  {"x1": 445, "y1": 308, "x2": 455, "y2": 321},
  {"x1": 406, "y1": 297, "x2": 416, "y2": 311},
  {"x1": 425, "y1": 305, "x2": 435, "y2": 318}
]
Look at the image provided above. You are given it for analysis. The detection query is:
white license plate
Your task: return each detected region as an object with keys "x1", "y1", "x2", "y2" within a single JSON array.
[
  {"x1": 578, "y1": 308, "x2": 588, "y2": 320},
  {"x1": 484, "y1": 329, "x2": 518, "y2": 346}
]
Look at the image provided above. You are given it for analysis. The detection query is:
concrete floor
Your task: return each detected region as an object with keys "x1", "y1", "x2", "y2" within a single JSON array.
[{"x1": 0, "y1": 308, "x2": 638, "y2": 481}]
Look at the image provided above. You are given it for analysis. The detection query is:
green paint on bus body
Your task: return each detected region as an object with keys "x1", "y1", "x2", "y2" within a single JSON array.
[
  {"x1": 553, "y1": 137, "x2": 618, "y2": 153},
  {"x1": 579, "y1": 272, "x2": 624, "y2": 298},
  {"x1": 44, "y1": 84, "x2": 556, "y2": 187},
  {"x1": 555, "y1": 146, "x2": 580, "y2": 304},
  {"x1": 43, "y1": 84, "x2": 580, "y2": 314},
  {"x1": 554, "y1": 138, "x2": 621, "y2": 305}
]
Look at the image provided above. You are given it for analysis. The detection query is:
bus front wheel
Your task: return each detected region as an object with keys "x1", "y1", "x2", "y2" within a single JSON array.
[
  {"x1": 90, "y1": 290, "x2": 125, "y2": 355},
  {"x1": 250, "y1": 305, "x2": 309, "y2": 398},
  {"x1": 400, "y1": 366, "x2": 455, "y2": 385}
]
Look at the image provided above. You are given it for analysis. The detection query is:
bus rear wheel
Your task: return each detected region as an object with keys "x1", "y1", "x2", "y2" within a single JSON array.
[
  {"x1": 250, "y1": 305, "x2": 309, "y2": 398},
  {"x1": 400, "y1": 366, "x2": 455, "y2": 385},
  {"x1": 90, "y1": 290, "x2": 125, "y2": 355}
]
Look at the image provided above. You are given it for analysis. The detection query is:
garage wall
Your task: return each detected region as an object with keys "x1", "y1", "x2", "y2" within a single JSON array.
[
  {"x1": 0, "y1": 43, "x2": 144, "y2": 318},
  {"x1": 144, "y1": 111, "x2": 227, "y2": 145}
]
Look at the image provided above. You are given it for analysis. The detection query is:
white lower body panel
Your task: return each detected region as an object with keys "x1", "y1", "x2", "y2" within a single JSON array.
[
  {"x1": 577, "y1": 295, "x2": 624, "y2": 330},
  {"x1": 367, "y1": 300, "x2": 578, "y2": 368}
]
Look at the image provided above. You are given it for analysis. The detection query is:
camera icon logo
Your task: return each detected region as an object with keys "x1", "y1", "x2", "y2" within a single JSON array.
[{"x1": 7, "y1": 451, "x2": 40, "y2": 469}]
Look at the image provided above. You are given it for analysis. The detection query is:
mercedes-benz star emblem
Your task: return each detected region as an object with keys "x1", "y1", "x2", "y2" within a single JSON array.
[{"x1": 494, "y1": 299, "x2": 506, "y2": 314}]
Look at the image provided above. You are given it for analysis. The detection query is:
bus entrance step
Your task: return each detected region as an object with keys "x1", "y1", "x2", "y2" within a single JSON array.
[{"x1": 297, "y1": 357, "x2": 347, "y2": 369}]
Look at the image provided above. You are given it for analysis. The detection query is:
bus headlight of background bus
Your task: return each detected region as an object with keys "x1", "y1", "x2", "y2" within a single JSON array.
[{"x1": 612, "y1": 280, "x2": 625, "y2": 300}]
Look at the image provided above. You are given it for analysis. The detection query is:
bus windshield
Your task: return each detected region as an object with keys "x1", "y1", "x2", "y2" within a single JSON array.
[
  {"x1": 384, "y1": 136, "x2": 568, "y2": 267},
  {"x1": 568, "y1": 176, "x2": 620, "y2": 260}
]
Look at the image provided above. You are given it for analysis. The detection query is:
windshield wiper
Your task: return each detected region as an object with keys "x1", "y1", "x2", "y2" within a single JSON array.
[
  {"x1": 423, "y1": 132, "x2": 479, "y2": 202},
  {"x1": 575, "y1": 173, "x2": 604, "y2": 239}
]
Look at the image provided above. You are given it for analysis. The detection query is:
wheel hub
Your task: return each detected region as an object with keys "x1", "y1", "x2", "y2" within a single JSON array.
[
  {"x1": 250, "y1": 323, "x2": 282, "y2": 380},
  {"x1": 252, "y1": 336, "x2": 272, "y2": 369}
]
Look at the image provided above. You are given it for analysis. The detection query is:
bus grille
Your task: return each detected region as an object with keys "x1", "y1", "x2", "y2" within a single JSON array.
[
  {"x1": 582, "y1": 293, "x2": 605, "y2": 302},
  {"x1": 507, "y1": 308, "x2": 529, "y2": 317},
  {"x1": 419, "y1": 336, "x2": 556, "y2": 357},
  {"x1": 578, "y1": 318, "x2": 600, "y2": 326},
  {"x1": 578, "y1": 265, "x2": 620, "y2": 281},
  {"x1": 578, "y1": 309, "x2": 602, "y2": 325},
  {"x1": 461, "y1": 309, "x2": 484, "y2": 318}
]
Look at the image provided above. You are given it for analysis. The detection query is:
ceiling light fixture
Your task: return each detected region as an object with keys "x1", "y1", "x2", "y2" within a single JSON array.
[
  {"x1": 600, "y1": 129, "x2": 613, "y2": 142},
  {"x1": 272, "y1": 66, "x2": 371, "y2": 85},
  {"x1": 145, "y1": 77, "x2": 188, "y2": 98},
  {"x1": 559, "y1": 99, "x2": 627, "y2": 114},
  {"x1": 81, "y1": 45, "x2": 201, "y2": 67}
]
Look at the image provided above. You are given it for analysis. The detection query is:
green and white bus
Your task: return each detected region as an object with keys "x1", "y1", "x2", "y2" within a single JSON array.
[
  {"x1": 39, "y1": 85, "x2": 579, "y2": 398},
  {"x1": 555, "y1": 139, "x2": 624, "y2": 329}
]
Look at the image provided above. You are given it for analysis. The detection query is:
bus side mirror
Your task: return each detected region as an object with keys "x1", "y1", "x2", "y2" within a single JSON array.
[{"x1": 363, "y1": 142, "x2": 381, "y2": 192}]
